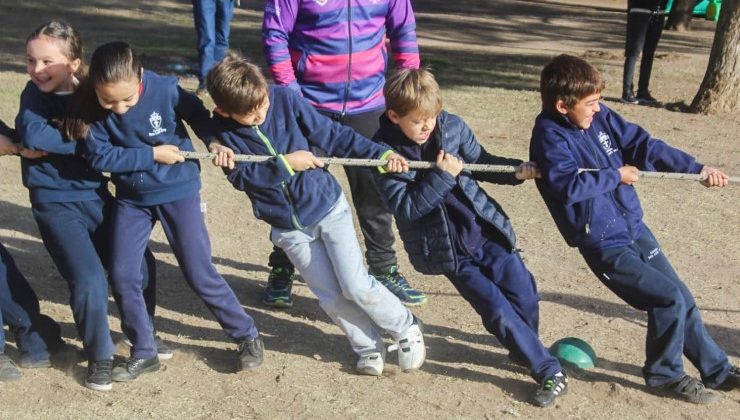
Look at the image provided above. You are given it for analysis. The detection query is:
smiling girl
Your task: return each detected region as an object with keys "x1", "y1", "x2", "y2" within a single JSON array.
[{"x1": 15, "y1": 20, "x2": 162, "y2": 391}]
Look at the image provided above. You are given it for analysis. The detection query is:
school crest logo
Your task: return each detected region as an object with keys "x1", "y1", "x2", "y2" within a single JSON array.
[
  {"x1": 597, "y1": 131, "x2": 617, "y2": 156},
  {"x1": 148, "y1": 112, "x2": 167, "y2": 137}
]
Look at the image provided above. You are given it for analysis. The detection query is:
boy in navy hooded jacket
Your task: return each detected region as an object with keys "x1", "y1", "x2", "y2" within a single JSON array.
[
  {"x1": 529, "y1": 54, "x2": 738, "y2": 404},
  {"x1": 373, "y1": 68, "x2": 568, "y2": 408}
]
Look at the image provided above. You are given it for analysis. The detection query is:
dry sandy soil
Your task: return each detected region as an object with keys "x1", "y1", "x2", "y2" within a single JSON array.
[{"x1": 0, "y1": 0, "x2": 738, "y2": 419}]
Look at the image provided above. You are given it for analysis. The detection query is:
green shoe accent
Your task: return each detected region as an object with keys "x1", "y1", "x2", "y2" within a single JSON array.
[
  {"x1": 371, "y1": 265, "x2": 427, "y2": 307},
  {"x1": 263, "y1": 267, "x2": 295, "y2": 308}
]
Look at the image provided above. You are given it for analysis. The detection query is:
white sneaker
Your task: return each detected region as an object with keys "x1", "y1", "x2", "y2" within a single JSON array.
[
  {"x1": 389, "y1": 319, "x2": 425, "y2": 372},
  {"x1": 356, "y1": 352, "x2": 384, "y2": 376}
]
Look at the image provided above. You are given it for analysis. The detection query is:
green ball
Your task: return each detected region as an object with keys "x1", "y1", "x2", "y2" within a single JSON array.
[{"x1": 549, "y1": 337, "x2": 597, "y2": 369}]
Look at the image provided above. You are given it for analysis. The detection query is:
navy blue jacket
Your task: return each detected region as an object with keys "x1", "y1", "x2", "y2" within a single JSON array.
[
  {"x1": 15, "y1": 82, "x2": 107, "y2": 204},
  {"x1": 0, "y1": 119, "x2": 18, "y2": 142},
  {"x1": 529, "y1": 104, "x2": 703, "y2": 251},
  {"x1": 84, "y1": 71, "x2": 213, "y2": 206},
  {"x1": 374, "y1": 111, "x2": 523, "y2": 275},
  {"x1": 212, "y1": 86, "x2": 393, "y2": 230}
]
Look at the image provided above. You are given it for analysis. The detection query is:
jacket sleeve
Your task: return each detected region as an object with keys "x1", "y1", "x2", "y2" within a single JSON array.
[
  {"x1": 0, "y1": 119, "x2": 19, "y2": 143},
  {"x1": 531, "y1": 126, "x2": 621, "y2": 205},
  {"x1": 83, "y1": 123, "x2": 155, "y2": 173},
  {"x1": 386, "y1": 0, "x2": 420, "y2": 69},
  {"x1": 227, "y1": 157, "x2": 295, "y2": 191},
  {"x1": 454, "y1": 117, "x2": 523, "y2": 185},
  {"x1": 376, "y1": 169, "x2": 457, "y2": 223},
  {"x1": 292, "y1": 92, "x2": 391, "y2": 159},
  {"x1": 174, "y1": 85, "x2": 215, "y2": 146},
  {"x1": 15, "y1": 90, "x2": 77, "y2": 155},
  {"x1": 262, "y1": 0, "x2": 302, "y2": 93},
  {"x1": 605, "y1": 107, "x2": 703, "y2": 174}
]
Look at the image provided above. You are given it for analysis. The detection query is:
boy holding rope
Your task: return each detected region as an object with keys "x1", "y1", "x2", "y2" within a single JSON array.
[
  {"x1": 206, "y1": 51, "x2": 426, "y2": 376},
  {"x1": 373, "y1": 68, "x2": 568, "y2": 407},
  {"x1": 529, "y1": 54, "x2": 738, "y2": 404}
]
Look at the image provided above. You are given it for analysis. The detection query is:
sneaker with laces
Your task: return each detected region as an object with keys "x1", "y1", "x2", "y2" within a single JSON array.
[
  {"x1": 262, "y1": 267, "x2": 295, "y2": 308},
  {"x1": 715, "y1": 365, "x2": 740, "y2": 391},
  {"x1": 238, "y1": 335, "x2": 264, "y2": 371},
  {"x1": 85, "y1": 359, "x2": 113, "y2": 391},
  {"x1": 636, "y1": 91, "x2": 658, "y2": 104},
  {"x1": 531, "y1": 372, "x2": 568, "y2": 407},
  {"x1": 389, "y1": 317, "x2": 425, "y2": 372},
  {"x1": 111, "y1": 356, "x2": 160, "y2": 382},
  {"x1": 356, "y1": 351, "x2": 385, "y2": 376},
  {"x1": 371, "y1": 265, "x2": 427, "y2": 307},
  {"x1": 620, "y1": 92, "x2": 639, "y2": 105},
  {"x1": 656, "y1": 374, "x2": 719, "y2": 404},
  {"x1": 0, "y1": 354, "x2": 22, "y2": 382}
]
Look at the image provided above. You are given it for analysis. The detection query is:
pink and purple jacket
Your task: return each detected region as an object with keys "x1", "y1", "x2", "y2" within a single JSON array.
[{"x1": 262, "y1": 0, "x2": 420, "y2": 115}]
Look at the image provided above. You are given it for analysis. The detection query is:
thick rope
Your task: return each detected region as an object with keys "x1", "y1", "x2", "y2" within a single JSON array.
[{"x1": 180, "y1": 151, "x2": 740, "y2": 182}]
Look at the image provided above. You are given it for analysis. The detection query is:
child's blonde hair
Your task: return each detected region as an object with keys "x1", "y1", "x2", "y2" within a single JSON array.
[
  {"x1": 384, "y1": 68, "x2": 442, "y2": 117},
  {"x1": 206, "y1": 51, "x2": 269, "y2": 115}
]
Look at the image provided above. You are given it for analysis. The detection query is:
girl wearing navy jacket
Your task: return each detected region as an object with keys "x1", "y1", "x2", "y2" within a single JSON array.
[
  {"x1": 64, "y1": 42, "x2": 263, "y2": 383},
  {"x1": 0, "y1": 121, "x2": 63, "y2": 380},
  {"x1": 205, "y1": 52, "x2": 425, "y2": 376},
  {"x1": 15, "y1": 21, "x2": 161, "y2": 391},
  {"x1": 530, "y1": 55, "x2": 738, "y2": 404}
]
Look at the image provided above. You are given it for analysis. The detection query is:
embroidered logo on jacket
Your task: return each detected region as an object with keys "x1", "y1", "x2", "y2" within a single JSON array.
[
  {"x1": 314, "y1": 0, "x2": 329, "y2": 5},
  {"x1": 598, "y1": 131, "x2": 617, "y2": 156},
  {"x1": 148, "y1": 112, "x2": 167, "y2": 137}
]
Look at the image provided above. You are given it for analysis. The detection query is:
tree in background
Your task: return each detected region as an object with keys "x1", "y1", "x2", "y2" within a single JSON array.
[{"x1": 690, "y1": 0, "x2": 739, "y2": 114}]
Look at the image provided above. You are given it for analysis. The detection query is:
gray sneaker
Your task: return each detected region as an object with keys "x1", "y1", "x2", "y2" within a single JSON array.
[
  {"x1": 0, "y1": 354, "x2": 22, "y2": 382},
  {"x1": 657, "y1": 375, "x2": 719, "y2": 404},
  {"x1": 238, "y1": 336, "x2": 264, "y2": 371},
  {"x1": 111, "y1": 356, "x2": 160, "y2": 382}
]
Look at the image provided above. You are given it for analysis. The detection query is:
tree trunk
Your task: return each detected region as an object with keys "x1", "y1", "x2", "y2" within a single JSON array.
[
  {"x1": 666, "y1": 0, "x2": 694, "y2": 31},
  {"x1": 690, "y1": 0, "x2": 740, "y2": 114}
]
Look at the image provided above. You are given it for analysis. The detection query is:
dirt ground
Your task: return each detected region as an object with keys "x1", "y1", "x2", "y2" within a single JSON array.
[{"x1": 0, "y1": 1, "x2": 738, "y2": 419}]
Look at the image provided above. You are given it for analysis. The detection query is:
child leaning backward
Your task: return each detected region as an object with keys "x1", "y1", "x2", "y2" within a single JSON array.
[
  {"x1": 529, "y1": 54, "x2": 738, "y2": 404},
  {"x1": 372, "y1": 68, "x2": 568, "y2": 407},
  {"x1": 63, "y1": 42, "x2": 263, "y2": 383},
  {"x1": 206, "y1": 51, "x2": 425, "y2": 376}
]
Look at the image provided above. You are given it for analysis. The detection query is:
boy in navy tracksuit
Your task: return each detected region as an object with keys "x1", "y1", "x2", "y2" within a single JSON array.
[
  {"x1": 73, "y1": 42, "x2": 262, "y2": 382},
  {"x1": 0, "y1": 119, "x2": 63, "y2": 380},
  {"x1": 373, "y1": 68, "x2": 567, "y2": 407},
  {"x1": 529, "y1": 54, "x2": 738, "y2": 404}
]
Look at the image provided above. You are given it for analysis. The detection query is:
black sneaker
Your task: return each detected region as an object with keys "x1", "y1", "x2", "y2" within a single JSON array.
[
  {"x1": 262, "y1": 267, "x2": 295, "y2": 309},
  {"x1": 85, "y1": 359, "x2": 113, "y2": 391},
  {"x1": 714, "y1": 365, "x2": 740, "y2": 391},
  {"x1": 636, "y1": 91, "x2": 658, "y2": 104},
  {"x1": 238, "y1": 335, "x2": 264, "y2": 371},
  {"x1": 111, "y1": 356, "x2": 160, "y2": 382},
  {"x1": 531, "y1": 372, "x2": 568, "y2": 407},
  {"x1": 620, "y1": 93, "x2": 639, "y2": 105},
  {"x1": 121, "y1": 333, "x2": 174, "y2": 360},
  {"x1": 154, "y1": 335, "x2": 173, "y2": 361},
  {"x1": 371, "y1": 265, "x2": 427, "y2": 307},
  {"x1": 656, "y1": 375, "x2": 719, "y2": 404},
  {"x1": 0, "y1": 354, "x2": 22, "y2": 382}
]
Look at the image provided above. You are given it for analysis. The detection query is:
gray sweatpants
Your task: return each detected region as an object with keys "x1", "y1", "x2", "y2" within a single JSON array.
[{"x1": 271, "y1": 194, "x2": 413, "y2": 356}]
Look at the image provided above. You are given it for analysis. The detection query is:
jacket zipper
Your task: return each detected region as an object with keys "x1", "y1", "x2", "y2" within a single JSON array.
[
  {"x1": 253, "y1": 126, "x2": 304, "y2": 229},
  {"x1": 342, "y1": 0, "x2": 352, "y2": 116}
]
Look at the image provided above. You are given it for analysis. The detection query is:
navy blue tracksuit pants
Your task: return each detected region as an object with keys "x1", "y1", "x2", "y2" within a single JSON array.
[
  {"x1": 32, "y1": 197, "x2": 157, "y2": 362},
  {"x1": 448, "y1": 239, "x2": 562, "y2": 383},
  {"x1": 0, "y1": 242, "x2": 59, "y2": 361},
  {"x1": 581, "y1": 227, "x2": 731, "y2": 388},
  {"x1": 109, "y1": 192, "x2": 258, "y2": 359}
]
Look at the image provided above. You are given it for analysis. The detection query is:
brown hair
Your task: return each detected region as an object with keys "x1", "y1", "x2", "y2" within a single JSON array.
[
  {"x1": 383, "y1": 68, "x2": 442, "y2": 117},
  {"x1": 206, "y1": 50, "x2": 269, "y2": 114},
  {"x1": 540, "y1": 54, "x2": 605, "y2": 113},
  {"x1": 27, "y1": 20, "x2": 86, "y2": 79},
  {"x1": 63, "y1": 42, "x2": 143, "y2": 140}
]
